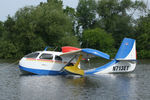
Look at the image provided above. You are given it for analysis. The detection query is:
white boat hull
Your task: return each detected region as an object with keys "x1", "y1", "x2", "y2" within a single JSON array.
[{"x1": 19, "y1": 58, "x2": 66, "y2": 75}]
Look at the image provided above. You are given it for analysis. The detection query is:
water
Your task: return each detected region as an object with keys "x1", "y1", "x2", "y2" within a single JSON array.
[{"x1": 0, "y1": 60, "x2": 150, "y2": 100}]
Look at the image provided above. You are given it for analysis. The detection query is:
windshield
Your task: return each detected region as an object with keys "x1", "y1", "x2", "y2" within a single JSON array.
[
  {"x1": 25, "y1": 52, "x2": 39, "y2": 58},
  {"x1": 39, "y1": 53, "x2": 53, "y2": 60}
]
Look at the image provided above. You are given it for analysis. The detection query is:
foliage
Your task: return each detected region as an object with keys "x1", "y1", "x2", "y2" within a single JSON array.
[
  {"x1": 75, "y1": 0, "x2": 148, "y2": 59},
  {"x1": 63, "y1": 6, "x2": 77, "y2": 36},
  {"x1": 0, "y1": 0, "x2": 149, "y2": 59},
  {"x1": 96, "y1": 0, "x2": 146, "y2": 47},
  {"x1": 58, "y1": 35, "x2": 79, "y2": 47},
  {"x1": 137, "y1": 50, "x2": 150, "y2": 59},
  {"x1": 135, "y1": 13, "x2": 150, "y2": 58},
  {"x1": 0, "y1": 21, "x2": 4, "y2": 37},
  {"x1": 82, "y1": 28, "x2": 115, "y2": 52},
  {"x1": 76, "y1": 0, "x2": 96, "y2": 30},
  {"x1": 0, "y1": 0, "x2": 79, "y2": 59},
  {"x1": 64, "y1": 6, "x2": 76, "y2": 19},
  {"x1": 0, "y1": 40, "x2": 19, "y2": 59},
  {"x1": 76, "y1": 0, "x2": 146, "y2": 46}
]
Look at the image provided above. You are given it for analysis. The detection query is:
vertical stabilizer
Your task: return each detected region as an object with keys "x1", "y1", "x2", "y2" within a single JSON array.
[{"x1": 115, "y1": 38, "x2": 136, "y2": 60}]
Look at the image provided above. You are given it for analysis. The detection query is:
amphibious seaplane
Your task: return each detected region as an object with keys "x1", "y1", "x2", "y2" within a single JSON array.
[{"x1": 19, "y1": 38, "x2": 136, "y2": 76}]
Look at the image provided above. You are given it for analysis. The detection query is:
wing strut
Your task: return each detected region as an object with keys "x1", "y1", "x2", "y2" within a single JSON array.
[{"x1": 60, "y1": 55, "x2": 77, "y2": 72}]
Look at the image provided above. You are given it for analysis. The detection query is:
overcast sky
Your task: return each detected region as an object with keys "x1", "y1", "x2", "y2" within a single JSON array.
[
  {"x1": 0, "y1": 0, "x2": 149, "y2": 21},
  {"x1": 0, "y1": 0, "x2": 79, "y2": 21}
]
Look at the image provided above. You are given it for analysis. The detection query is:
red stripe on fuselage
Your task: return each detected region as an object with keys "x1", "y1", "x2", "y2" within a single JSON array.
[{"x1": 26, "y1": 58, "x2": 64, "y2": 64}]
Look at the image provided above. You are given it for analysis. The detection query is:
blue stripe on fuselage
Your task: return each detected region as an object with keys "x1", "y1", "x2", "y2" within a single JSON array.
[{"x1": 19, "y1": 65, "x2": 66, "y2": 75}]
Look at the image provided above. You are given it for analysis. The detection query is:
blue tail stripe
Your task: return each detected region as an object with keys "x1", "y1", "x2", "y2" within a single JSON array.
[
  {"x1": 115, "y1": 38, "x2": 135, "y2": 59},
  {"x1": 85, "y1": 60, "x2": 117, "y2": 74}
]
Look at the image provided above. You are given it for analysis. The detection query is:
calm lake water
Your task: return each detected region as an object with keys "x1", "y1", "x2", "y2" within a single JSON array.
[{"x1": 0, "y1": 59, "x2": 150, "y2": 100}]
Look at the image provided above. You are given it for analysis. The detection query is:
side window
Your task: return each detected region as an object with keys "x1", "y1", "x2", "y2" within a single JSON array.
[
  {"x1": 25, "y1": 53, "x2": 39, "y2": 58},
  {"x1": 55, "y1": 56, "x2": 62, "y2": 61},
  {"x1": 39, "y1": 53, "x2": 53, "y2": 60}
]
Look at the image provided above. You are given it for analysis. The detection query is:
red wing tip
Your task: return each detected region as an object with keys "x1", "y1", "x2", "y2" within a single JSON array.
[{"x1": 62, "y1": 46, "x2": 81, "y2": 53}]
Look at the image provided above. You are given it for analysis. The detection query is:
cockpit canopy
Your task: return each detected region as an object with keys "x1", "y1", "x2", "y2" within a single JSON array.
[{"x1": 24, "y1": 51, "x2": 63, "y2": 61}]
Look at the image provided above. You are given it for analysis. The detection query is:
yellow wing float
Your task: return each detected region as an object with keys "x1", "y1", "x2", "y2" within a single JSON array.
[{"x1": 64, "y1": 55, "x2": 84, "y2": 76}]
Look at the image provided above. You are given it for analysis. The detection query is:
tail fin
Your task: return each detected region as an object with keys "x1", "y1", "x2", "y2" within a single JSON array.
[{"x1": 115, "y1": 38, "x2": 136, "y2": 60}]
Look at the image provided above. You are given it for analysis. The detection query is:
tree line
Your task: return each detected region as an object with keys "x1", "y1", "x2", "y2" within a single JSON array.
[{"x1": 0, "y1": 0, "x2": 149, "y2": 59}]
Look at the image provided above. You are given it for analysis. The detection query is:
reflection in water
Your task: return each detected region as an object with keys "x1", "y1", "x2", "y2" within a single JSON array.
[
  {"x1": 19, "y1": 75, "x2": 93, "y2": 100},
  {"x1": 19, "y1": 74, "x2": 138, "y2": 100}
]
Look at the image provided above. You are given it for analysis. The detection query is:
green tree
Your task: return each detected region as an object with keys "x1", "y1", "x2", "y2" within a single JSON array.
[
  {"x1": 0, "y1": 0, "x2": 79, "y2": 59},
  {"x1": 135, "y1": 13, "x2": 150, "y2": 58},
  {"x1": 0, "y1": 21, "x2": 4, "y2": 36},
  {"x1": 97, "y1": 0, "x2": 146, "y2": 47},
  {"x1": 75, "y1": 0, "x2": 146, "y2": 48},
  {"x1": 76, "y1": 0, "x2": 96, "y2": 30},
  {"x1": 82, "y1": 28, "x2": 115, "y2": 53},
  {"x1": 0, "y1": 40, "x2": 19, "y2": 59},
  {"x1": 64, "y1": 6, "x2": 77, "y2": 36},
  {"x1": 64, "y1": 6, "x2": 76, "y2": 19},
  {"x1": 14, "y1": 1, "x2": 79, "y2": 51}
]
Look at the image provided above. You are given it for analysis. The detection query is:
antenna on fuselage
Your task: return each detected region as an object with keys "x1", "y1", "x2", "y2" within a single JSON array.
[
  {"x1": 44, "y1": 46, "x2": 50, "y2": 51},
  {"x1": 53, "y1": 47, "x2": 58, "y2": 51}
]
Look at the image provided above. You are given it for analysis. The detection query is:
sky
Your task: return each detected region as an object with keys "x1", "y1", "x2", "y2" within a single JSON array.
[
  {"x1": 0, "y1": 0, "x2": 79, "y2": 21},
  {"x1": 0, "y1": 0, "x2": 149, "y2": 21}
]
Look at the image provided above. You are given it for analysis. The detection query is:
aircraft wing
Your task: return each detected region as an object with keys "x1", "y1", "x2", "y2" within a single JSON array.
[
  {"x1": 60, "y1": 46, "x2": 110, "y2": 59},
  {"x1": 82, "y1": 48, "x2": 110, "y2": 59}
]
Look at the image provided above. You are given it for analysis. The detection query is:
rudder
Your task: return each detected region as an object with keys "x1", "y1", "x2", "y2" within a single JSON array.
[{"x1": 115, "y1": 38, "x2": 136, "y2": 60}]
